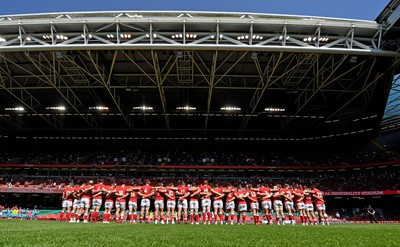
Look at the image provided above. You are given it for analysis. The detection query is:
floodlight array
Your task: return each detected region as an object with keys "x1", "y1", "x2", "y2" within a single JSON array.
[
  {"x1": 172, "y1": 33, "x2": 198, "y2": 39},
  {"x1": 303, "y1": 36, "x2": 330, "y2": 42},
  {"x1": 265, "y1": 108, "x2": 285, "y2": 112},
  {"x1": 221, "y1": 107, "x2": 241, "y2": 111},
  {"x1": 133, "y1": 106, "x2": 153, "y2": 110},
  {"x1": 5, "y1": 107, "x2": 24, "y2": 111},
  {"x1": 237, "y1": 35, "x2": 264, "y2": 40},
  {"x1": 176, "y1": 106, "x2": 196, "y2": 110},
  {"x1": 46, "y1": 106, "x2": 66, "y2": 110}
]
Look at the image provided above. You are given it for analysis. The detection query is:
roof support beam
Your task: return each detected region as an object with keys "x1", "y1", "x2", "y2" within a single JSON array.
[
  {"x1": 0, "y1": 84, "x2": 362, "y2": 92},
  {"x1": 324, "y1": 58, "x2": 400, "y2": 124},
  {"x1": 151, "y1": 50, "x2": 171, "y2": 135},
  {"x1": 333, "y1": 58, "x2": 376, "y2": 103},
  {"x1": 280, "y1": 53, "x2": 317, "y2": 91},
  {"x1": 0, "y1": 77, "x2": 27, "y2": 131},
  {"x1": 360, "y1": 58, "x2": 379, "y2": 110},
  {"x1": 191, "y1": 51, "x2": 211, "y2": 84},
  {"x1": 130, "y1": 50, "x2": 176, "y2": 134},
  {"x1": 282, "y1": 55, "x2": 372, "y2": 128},
  {"x1": 0, "y1": 113, "x2": 25, "y2": 131},
  {"x1": 281, "y1": 22, "x2": 288, "y2": 46},
  {"x1": 214, "y1": 52, "x2": 248, "y2": 86},
  {"x1": 204, "y1": 50, "x2": 218, "y2": 133},
  {"x1": 288, "y1": 55, "x2": 350, "y2": 117},
  {"x1": 84, "y1": 50, "x2": 133, "y2": 128},
  {"x1": 241, "y1": 52, "x2": 286, "y2": 130},
  {"x1": 249, "y1": 22, "x2": 254, "y2": 45},
  {"x1": 23, "y1": 51, "x2": 100, "y2": 129},
  {"x1": 0, "y1": 55, "x2": 64, "y2": 130},
  {"x1": 347, "y1": 26, "x2": 355, "y2": 49},
  {"x1": 314, "y1": 26, "x2": 321, "y2": 47}
]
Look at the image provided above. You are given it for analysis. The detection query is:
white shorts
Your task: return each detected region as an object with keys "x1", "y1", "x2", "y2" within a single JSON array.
[
  {"x1": 261, "y1": 201, "x2": 272, "y2": 210},
  {"x1": 73, "y1": 199, "x2": 82, "y2": 208},
  {"x1": 167, "y1": 201, "x2": 176, "y2": 209},
  {"x1": 128, "y1": 201, "x2": 137, "y2": 209},
  {"x1": 154, "y1": 200, "x2": 164, "y2": 209},
  {"x1": 296, "y1": 202, "x2": 305, "y2": 210},
  {"x1": 316, "y1": 204, "x2": 326, "y2": 211},
  {"x1": 305, "y1": 203, "x2": 314, "y2": 211},
  {"x1": 105, "y1": 201, "x2": 114, "y2": 209},
  {"x1": 92, "y1": 199, "x2": 102, "y2": 207},
  {"x1": 178, "y1": 200, "x2": 188, "y2": 209},
  {"x1": 213, "y1": 200, "x2": 223, "y2": 209},
  {"x1": 273, "y1": 200, "x2": 283, "y2": 210},
  {"x1": 115, "y1": 201, "x2": 126, "y2": 209},
  {"x1": 141, "y1": 199, "x2": 150, "y2": 208},
  {"x1": 285, "y1": 201, "x2": 294, "y2": 210},
  {"x1": 225, "y1": 201, "x2": 235, "y2": 210},
  {"x1": 62, "y1": 200, "x2": 73, "y2": 208},
  {"x1": 238, "y1": 203, "x2": 247, "y2": 212},
  {"x1": 81, "y1": 198, "x2": 91, "y2": 208},
  {"x1": 250, "y1": 202, "x2": 259, "y2": 210},
  {"x1": 201, "y1": 199, "x2": 211, "y2": 208},
  {"x1": 190, "y1": 200, "x2": 199, "y2": 210}
]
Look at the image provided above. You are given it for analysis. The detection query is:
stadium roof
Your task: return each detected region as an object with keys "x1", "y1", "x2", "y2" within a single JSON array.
[
  {"x1": 377, "y1": 0, "x2": 400, "y2": 132},
  {"x1": 0, "y1": 7, "x2": 399, "y2": 141}
]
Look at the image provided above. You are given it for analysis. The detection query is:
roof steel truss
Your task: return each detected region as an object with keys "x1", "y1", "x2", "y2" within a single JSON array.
[
  {"x1": 0, "y1": 11, "x2": 398, "y2": 138},
  {"x1": 0, "y1": 11, "x2": 397, "y2": 57}
]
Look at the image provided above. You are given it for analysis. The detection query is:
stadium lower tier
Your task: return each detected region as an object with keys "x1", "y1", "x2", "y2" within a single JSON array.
[
  {"x1": 0, "y1": 193, "x2": 399, "y2": 221},
  {"x1": 1, "y1": 162, "x2": 399, "y2": 192}
]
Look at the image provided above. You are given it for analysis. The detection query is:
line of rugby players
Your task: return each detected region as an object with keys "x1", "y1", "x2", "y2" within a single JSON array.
[{"x1": 60, "y1": 179, "x2": 329, "y2": 225}]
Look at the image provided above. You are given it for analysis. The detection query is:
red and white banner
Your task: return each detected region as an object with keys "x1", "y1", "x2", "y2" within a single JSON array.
[
  {"x1": 1, "y1": 187, "x2": 399, "y2": 196},
  {"x1": 323, "y1": 190, "x2": 400, "y2": 196},
  {"x1": 0, "y1": 187, "x2": 63, "y2": 194}
]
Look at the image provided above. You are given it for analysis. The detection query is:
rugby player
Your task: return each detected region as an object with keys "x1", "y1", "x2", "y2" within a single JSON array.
[
  {"x1": 199, "y1": 180, "x2": 212, "y2": 224},
  {"x1": 176, "y1": 181, "x2": 190, "y2": 224},
  {"x1": 90, "y1": 179, "x2": 104, "y2": 223},
  {"x1": 188, "y1": 182, "x2": 201, "y2": 224},
  {"x1": 211, "y1": 183, "x2": 224, "y2": 224},
  {"x1": 283, "y1": 184, "x2": 295, "y2": 224},
  {"x1": 257, "y1": 184, "x2": 273, "y2": 224},
  {"x1": 272, "y1": 185, "x2": 285, "y2": 225},
  {"x1": 60, "y1": 183, "x2": 74, "y2": 222},
  {"x1": 165, "y1": 183, "x2": 177, "y2": 224},
  {"x1": 235, "y1": 185, "x2": 249, "y2": 225},
  {"x1": 115, "y1": 183, "x2": 128, "y2": 223},
  {"x1": 224, "y1": 183, "x2": 236, "y2": 225},
  {"x1": 293, "y1": 184, "x2": 306, "y2": 225},
  {"x1": 127, "y1": 183, "x2": 141, "y2": 223},
  {"x1": 312, "y1": 185, "x2": 329, "y2": 225},
  {"x1": 102, "y1": 183, "x2": 116, "y2": 223},
  {"x1": 138, "y1": 180, "x2": 154, "y2": 223},
  {"x1": 153, "y1": 182, "x2": 166, "y2": 224},
  {"x1": 247, "y1": 184, "x2": 260, "y2": 225}
]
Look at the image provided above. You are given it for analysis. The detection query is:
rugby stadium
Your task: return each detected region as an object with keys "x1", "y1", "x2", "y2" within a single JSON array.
[{"x1": 0, "y1": 0, "x2": 399, "y2": 246}]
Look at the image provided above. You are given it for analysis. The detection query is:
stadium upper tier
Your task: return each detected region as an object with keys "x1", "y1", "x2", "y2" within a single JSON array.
[
  {"x1": 0, "y1": 139, "x2": 399, "y2": 167},
  {"x1": 0, "y1": 11, "x2": 399, "y2": 139}
]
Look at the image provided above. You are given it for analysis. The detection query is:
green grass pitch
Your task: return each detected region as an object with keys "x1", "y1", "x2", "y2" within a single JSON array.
[{"x1": 0, "y1": 221, "x2": 399, "y2": 247}]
